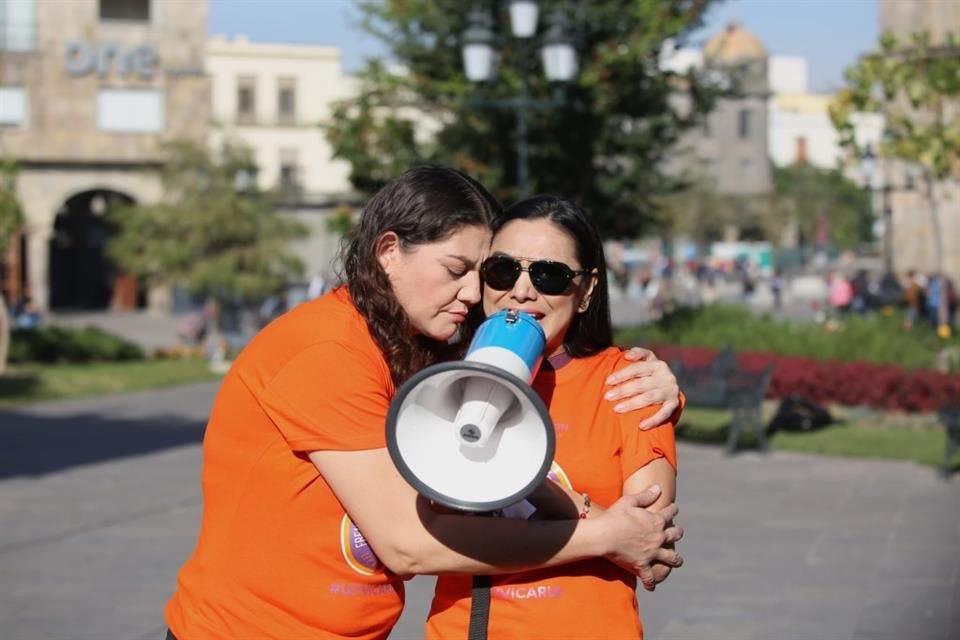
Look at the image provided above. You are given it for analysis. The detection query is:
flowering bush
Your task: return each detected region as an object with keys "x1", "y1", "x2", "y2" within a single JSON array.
[{"x1": 645, "y1": 344, "x2": 960, "y2": 413}]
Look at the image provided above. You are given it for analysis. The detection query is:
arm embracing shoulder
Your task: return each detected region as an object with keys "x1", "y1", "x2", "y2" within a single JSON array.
[{"x1": 309, "y1": 448, "x2": 613, "y2": 576}]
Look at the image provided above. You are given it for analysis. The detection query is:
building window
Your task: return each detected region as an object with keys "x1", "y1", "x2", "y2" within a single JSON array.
[
  {"x1": 0, "y1": 87, "x2": 27, "y2": 127},
  {"x1": 277, "y1": 78, "x2": 296, "y2": 125},
  {"x1": 278, "y1": 148, "x2": 301, "y2": 200},
  {"x1": 99, "y1": 0, "x2": 150, "y2": 21},
  {"x1": 738, "y1": 109, "x2": 751, "y2": 139},
  {"x1": 739, "y1": 158, "x2": 754, "y2": 178},
  {"x1": 97, "y1": 89, "x2": 163, "y2": 132},
  {"x1": 1, "y1": 0, "x2": 36, "y2": 51},
  {"x1": 795, "y1": 136, "x2": 808, "y2": 164},
  {"x1": 237, "y1": 76, "x2": 256, "y2": 124}
]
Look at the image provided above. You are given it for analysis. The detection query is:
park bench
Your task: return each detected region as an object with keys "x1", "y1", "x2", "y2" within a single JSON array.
[
  {"x1": 938, "y1": 405, "x2": 960, "y2": 479},
  {"x1": 670, "y1": 345, "x2": 775, "y2": 455}
]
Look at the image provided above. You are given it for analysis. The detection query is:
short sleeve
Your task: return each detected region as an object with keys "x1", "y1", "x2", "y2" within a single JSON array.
[
  {"x1": 618, "y1": 403, "x2": 680, "y2": 482},
  {"x1": 258, "y1": 341, "x2": 392, "y2": 452}
]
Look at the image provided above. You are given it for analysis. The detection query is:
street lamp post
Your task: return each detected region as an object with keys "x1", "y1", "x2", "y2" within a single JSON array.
[
  {"x1": 461, "y1": 1, "x2": 578, "y2": 196},
  {"x1": 859, "y1": 143, "x2": 910, "y2": 277}
]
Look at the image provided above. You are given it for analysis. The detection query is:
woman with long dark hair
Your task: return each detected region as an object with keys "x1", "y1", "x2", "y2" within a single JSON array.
[{"x1": 427, "y1": 195, "x2": 680, "y2": 640}]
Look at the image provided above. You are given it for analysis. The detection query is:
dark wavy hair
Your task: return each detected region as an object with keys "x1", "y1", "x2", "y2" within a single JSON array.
[
  {"x1": 489, "y1": 195, "x2": 613, "y2": 357},
  {"x1": 342, "y1": 166, "x2": 501, "y2": 385}
]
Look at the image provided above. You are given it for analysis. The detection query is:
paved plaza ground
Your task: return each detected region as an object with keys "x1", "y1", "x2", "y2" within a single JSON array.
[{"x1": 1, "y1": 382, "x2": 957, "y2": 640}]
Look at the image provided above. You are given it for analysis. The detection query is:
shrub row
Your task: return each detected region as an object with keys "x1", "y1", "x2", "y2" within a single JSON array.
[
  {"x1": 615, "y1": 304, "x2": 958, "y2": 371},
  {"x1": 10, "y1": 326, "x2": 145, "y2": 364},
  {"x1": 645, "y1": 343, "x2": 960, "y2": 413}
]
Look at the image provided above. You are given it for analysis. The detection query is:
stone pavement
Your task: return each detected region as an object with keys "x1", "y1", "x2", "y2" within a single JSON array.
[{"x1": 1, "y1": 383, "x2": 957, "y2": 640}]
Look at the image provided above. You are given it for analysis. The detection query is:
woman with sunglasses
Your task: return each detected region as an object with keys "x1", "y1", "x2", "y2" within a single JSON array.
[
  {"x1": 164, "y1": 167, "x2": 682, "y2": 640},
  {"x1": 426, "y1": 195, "x2": 680, "y2": 640}
]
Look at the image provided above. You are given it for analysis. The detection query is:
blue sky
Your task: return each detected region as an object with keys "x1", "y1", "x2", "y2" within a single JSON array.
[{"x1": 209, "y1": 0, "x2": 878, "y2": 93}]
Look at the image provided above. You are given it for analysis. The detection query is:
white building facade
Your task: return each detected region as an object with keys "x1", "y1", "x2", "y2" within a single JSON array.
[
  {"x1": 205, "y1": 35, "x2": 359, "y2": 283},
  {"x1": 767, "y1": 56, "x2": 884, "y2": 171}
]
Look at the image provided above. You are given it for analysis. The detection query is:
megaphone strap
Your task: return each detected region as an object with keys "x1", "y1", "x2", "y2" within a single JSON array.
[{"x1": 467, "y1": 575, "x2": 492, "y2": 640}]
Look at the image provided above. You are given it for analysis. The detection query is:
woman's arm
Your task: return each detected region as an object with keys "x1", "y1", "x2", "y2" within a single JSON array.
[
  {"x1": 309, "y1": 447, "x2": 682, "y2": 577},
  {"x1": 606, "y1": 347, "x2": 681, "y2": 429},
  {"x1": 624, "y1": 457, "x2": 678, "y2": 590}
]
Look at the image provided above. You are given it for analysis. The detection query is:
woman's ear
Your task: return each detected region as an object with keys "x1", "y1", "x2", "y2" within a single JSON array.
[
  {"x1": 375, "y1": 232, "x2": 401, "y2": 275},
  {"x1": 578, "y1": 269, "x2": 600, "y2": 313}
]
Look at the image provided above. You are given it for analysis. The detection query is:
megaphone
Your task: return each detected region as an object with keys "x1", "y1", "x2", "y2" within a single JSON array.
[{"x1": 386, "y1": 310, "x2": 555, "y2": 512}]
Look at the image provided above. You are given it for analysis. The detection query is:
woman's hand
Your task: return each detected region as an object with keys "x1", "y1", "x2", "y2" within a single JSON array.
[
  {"x1": 605, "y1": 347, "x2": 681, "y2": 429},
  {"x1": 595, "y1": 486, "x2": 684, "y2": 586}
]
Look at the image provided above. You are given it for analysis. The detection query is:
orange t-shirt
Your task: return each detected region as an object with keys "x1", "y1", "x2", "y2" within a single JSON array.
[
  {"x1": 426, "y1": 347, "x2": 679, "y2": 640},
  {"x1": 165, "y1": 288, "x2": 404, "y2": 640}
]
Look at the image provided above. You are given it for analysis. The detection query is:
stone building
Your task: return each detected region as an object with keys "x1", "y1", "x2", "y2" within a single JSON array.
[
  {"x1": 698, "y1": 22, "x2": 772, "y2": 196},
  {"x1": 661, "y1": 23, "x2": 772, "y2": 245},
  {"x1": 0, "y1": 0, "x2": 209, "y2": 312},
  {"x1": 877, "y1": 0, "x2": 959, "y2": 285}
]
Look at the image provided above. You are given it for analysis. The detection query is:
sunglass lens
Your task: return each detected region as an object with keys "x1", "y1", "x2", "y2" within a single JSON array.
[
  {"x1": 530, "y1": 262, "x2": 574, "y2": 295},
  {"x1": 482, "y1": 257, "x2": 520, "y2": 290}
]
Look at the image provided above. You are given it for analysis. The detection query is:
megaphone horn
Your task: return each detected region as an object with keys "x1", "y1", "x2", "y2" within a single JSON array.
[{"x1": 386, "y1": 310, "x2": 555, "y2": 512}]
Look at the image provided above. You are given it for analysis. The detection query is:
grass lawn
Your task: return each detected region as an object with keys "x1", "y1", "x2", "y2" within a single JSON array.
[
  {"x1": 0, "y1": 358, "x2": 222, "y2": 408},
  {"x1": 678, "y1": 405, "x2": 957, "y2": 470}
]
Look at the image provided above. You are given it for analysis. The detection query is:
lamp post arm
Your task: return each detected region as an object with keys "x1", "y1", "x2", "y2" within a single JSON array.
[
  {"x1": 882, "y1": 185, "x2": 893, "y2": 275},
  {"x1": 516, "y1": 45, "x2": 530, "y2": 197}
]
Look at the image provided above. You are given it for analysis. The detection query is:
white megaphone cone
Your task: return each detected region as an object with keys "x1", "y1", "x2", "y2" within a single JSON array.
[{"x1": 386, "y1": 310, "x2": 554, "y2": 511}]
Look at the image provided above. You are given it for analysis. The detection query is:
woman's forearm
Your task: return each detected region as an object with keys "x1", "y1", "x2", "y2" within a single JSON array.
[
  {"x1": 400, "y1": 501, "x2": 608, "y2": 575},
  {"x1": 309, "y1": 448, "x2": 675, "y2": 577}
]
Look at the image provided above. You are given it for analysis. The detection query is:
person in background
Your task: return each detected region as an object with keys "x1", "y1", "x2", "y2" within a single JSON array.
[
  {"x1": 828, "y1": 271, "x2": 853, "y2": 319},
  {"x1": 901, "y1": 269, "x2": 924, "y2": 331},
  {"x1": 770, "y1": 269, "x2": 785, "y2": 310},
  {"x1": 164, "y1": 167, "x2": 684, "y2": 640},
  {"x1": 307, "y1": 270, "x2": 327, "y2": 299},
  {"x1": 426, "y1": 196, "x2": 679, "y2": 640},
  {"x1": 12, "y1": 293, "x2": 43, "y2": 329}
]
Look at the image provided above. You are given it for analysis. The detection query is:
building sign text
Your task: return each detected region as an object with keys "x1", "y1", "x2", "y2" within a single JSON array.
[{"x1": 65, "y1": 42, "x2": 158, "y2": 80}]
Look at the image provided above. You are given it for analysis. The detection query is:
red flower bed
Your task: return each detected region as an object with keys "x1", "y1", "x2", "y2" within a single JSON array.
[{"x1": 645, "y1": 344, "x2": 960, "y2": 413}]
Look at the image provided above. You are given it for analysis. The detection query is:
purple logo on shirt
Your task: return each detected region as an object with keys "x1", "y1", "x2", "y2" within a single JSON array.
[
  {"x1": 340, "y1": 514, "x2": 382, "y2": 575},
  {"x1": 547, "y1": 461, "x2": 572, "y2": 490}
]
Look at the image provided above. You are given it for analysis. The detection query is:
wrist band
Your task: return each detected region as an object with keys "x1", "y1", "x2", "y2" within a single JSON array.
[{"x1": 578, "y1": 493, "x2": 591, "y2": 519}]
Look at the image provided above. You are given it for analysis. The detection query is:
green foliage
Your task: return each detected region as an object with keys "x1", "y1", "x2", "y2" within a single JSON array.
[
  {"x1": 678, "y1": 406, "x2": 951, "y2": 469},
  {"x1": 0, "y1": 160, "x2": 24, "y2": 254},
  {"x1": 771, "y1": 164, "x2": 873, "y2": 249},
  {"x1": 106, "y1": 140, "x2": 307, "y2": 305},
  {"x1": 326, "y1": 0, "x2": 721, "y2": 237},
  {"x1": 326, "y1": 204, "x2": 357, "y2": 236},
  {"x1": 615, "y1": 304, "x2": 958, "y2": 370},
  {"x1": 0, "y1": 358, "x2": 219, "y2": 407},
  {"x1": 831, "y1": 31, "x2": 960, "y2": 181},
  {"x1": 9, "y1": 326, "x2": 144, "y2": 364}
]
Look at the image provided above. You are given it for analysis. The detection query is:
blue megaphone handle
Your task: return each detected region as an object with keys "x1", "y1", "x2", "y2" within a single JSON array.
[{"x1": 467, "y1": 310, "x2": 545, "y2": 376}]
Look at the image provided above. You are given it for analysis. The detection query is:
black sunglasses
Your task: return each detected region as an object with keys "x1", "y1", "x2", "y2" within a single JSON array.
[{"x1": 480, "y1": 256, "x2": 590, "y2": 296}]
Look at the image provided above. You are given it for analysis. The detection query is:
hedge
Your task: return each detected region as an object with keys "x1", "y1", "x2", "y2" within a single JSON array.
[
  {"x1": 644, "y1": 343, "x2": 960, "y2": 413},
  {"x1": 615, "y1": 304, "x2": 957, "y2": 371},
  {"x1": 9, "y1": 326, "x2": 145, "y2": 364}
]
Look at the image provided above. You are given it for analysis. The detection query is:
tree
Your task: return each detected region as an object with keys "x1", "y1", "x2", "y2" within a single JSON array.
[
  {"x1": 771, "y1": 164, "x2": 872, "y2": 250},
  {"x1": 325, "y1": 0, "x2": 721, "y2": 238},
  {"x1": 0, "y1": 161, "x2": 25, "y2": 375},
  {"x1": 107, "y1": 141, "x2": 306, "y2": 346},
  {"x1": 830, "y1": 30, "x2": 960, "y2": 270}
]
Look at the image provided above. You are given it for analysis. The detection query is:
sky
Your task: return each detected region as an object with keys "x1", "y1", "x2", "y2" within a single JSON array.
[{"x1": 208, "y1": 0, "x2": 879, "y2": 93}]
